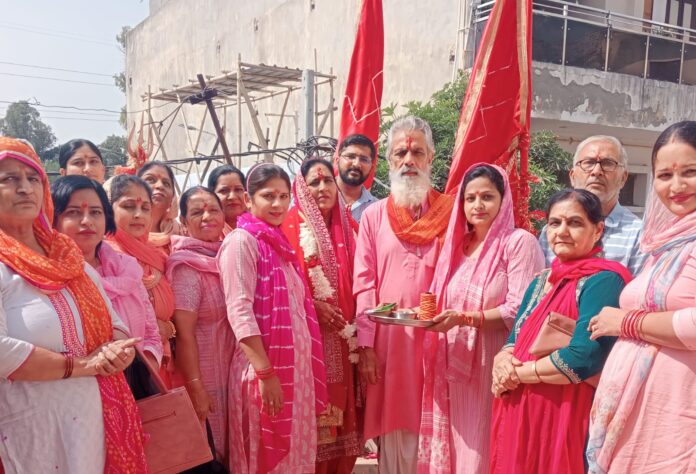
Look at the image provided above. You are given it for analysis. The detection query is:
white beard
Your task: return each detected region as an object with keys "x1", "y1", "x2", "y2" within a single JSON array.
[{"x1": 389, "y1": 166, "x2": 432, "y2": 208}]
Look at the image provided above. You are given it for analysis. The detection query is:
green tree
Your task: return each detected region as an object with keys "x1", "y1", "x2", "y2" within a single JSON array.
[
  {"x1": 99, "y1": 134, "x2": 128, "y2": 167},
  {"x1": 115, "y1": 26, "x2": 131, "y2": 129},
  {"x1": 0, "y1": 101, "x2": 56, "y2": 161},
  {"x1": 373, "y1": 73, "x2": 572, "y2": 228}
]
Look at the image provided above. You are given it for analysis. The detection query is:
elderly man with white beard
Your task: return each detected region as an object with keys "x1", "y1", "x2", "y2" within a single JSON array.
[{"x1": 353, "y1": 116, "x2": 455, "y2": 473}]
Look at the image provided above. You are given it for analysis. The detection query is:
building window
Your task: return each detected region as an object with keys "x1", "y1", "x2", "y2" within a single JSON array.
[{"x1": 654, "y1": 0, "x2": 696, "y2": 29}]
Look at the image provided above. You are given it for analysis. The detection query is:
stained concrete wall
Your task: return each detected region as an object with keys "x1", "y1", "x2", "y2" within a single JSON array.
[
  {"x1": 126, "y1": 0, "x2": 461, "y2": 163},
  {"x1": 126, "y1": 0, "x2": 694, "y2": 195},
  {"x1": 531, "y1": 61, "x2": 696, "y2": 131}
]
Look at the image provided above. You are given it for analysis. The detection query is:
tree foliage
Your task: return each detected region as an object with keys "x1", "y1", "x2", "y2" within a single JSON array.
[
  {"x1": 373, "y1": 73, "x2": 572, "y2": 225},
  {"x1": 99, "y1": 134, "x2": 128, "y2": 167},
  {"x1": 0, "y1": 101, "x2": 56, "y2": 161}
]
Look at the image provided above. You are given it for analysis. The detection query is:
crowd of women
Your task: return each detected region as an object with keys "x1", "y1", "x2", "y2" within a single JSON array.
[{"x1": 0, "y1": 118, "x2": 695, "y2": 474}]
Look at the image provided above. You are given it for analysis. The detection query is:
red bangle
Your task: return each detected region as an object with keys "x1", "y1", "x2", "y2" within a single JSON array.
[
  {"x1": 256, "y1": 366, "x2": 275, "y2": 380},
  {"x1": 477, "y1": 310, "x2": 485, "y2": 329},
  {"x1": 621, "y1": 309, "x2": 647, "y2": 340},
  {"x1": 62, "y1": 353, "x2": 74, "y2": 379}
]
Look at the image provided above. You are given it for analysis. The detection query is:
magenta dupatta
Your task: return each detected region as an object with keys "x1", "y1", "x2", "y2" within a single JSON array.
[{"x1": 237, "y1": 212, "x2": 328, "y2": 472}]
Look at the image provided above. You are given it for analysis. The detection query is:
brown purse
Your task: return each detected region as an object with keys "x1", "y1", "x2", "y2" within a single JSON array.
[
  {"x1": 135, "y1": 350, "x2": 213, "y2": 473},
  {"x1": 528, "y1": 311, "x2": 601, "y2": 388},
  {"x1": 529, "y1": 311, "x2": 576, "y2": 357}
]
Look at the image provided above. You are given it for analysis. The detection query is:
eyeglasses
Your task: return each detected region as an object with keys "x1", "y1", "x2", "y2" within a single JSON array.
[
  {"x1": 575, "y1": 158, "x2": 623, "y2": 173},
  {"x1": 340, "y1": 153, "x2": 372, "y2": 166}
]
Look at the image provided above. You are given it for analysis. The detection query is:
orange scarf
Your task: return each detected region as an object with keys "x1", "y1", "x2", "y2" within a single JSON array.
[
  {"x1": 108, "y1": 229, "x2": 175, "y2": 322},
  {"x1": 0, "y1": 137, "x2": 147, "y2": 472},
  {"x1": 387, "y1": 188, "x2": 455, "y2": 245}
]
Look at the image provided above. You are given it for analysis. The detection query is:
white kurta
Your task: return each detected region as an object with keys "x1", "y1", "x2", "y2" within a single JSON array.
[{"x1": 0, "y1": 262, "x2": 127, "y2": 474}]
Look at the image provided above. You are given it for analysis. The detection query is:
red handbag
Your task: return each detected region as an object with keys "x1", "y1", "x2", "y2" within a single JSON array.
[{"x1": 135, "y1": 351, "x2": 213, "y2": 473}]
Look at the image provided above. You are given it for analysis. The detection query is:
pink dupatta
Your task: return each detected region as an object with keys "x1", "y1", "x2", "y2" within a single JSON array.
[
  {"x1": 418, "y1": 163, "x2": 517, "y2": 472},
  {"x1": 587, "y1": 183, "x2": 696, "y2": 473},
  {"x1": 237, "y1": 212, "x2": 328, "y2": 472},
  {"x1": 165, "y1": 234, "x2": 221, "y2": 279}
]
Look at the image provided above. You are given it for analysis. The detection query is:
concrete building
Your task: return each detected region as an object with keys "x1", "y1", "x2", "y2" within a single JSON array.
[{"x1": 127, "y1": 0, "x2": 696, "y2": 211}]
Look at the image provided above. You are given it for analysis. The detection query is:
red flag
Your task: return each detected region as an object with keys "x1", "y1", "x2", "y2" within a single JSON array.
[
  {"x1": 336, "y1": 0, "x2": 384, "y2": 189},
  {"x1": 445, "y1": 0, "x2": 533, "y2": 230}
]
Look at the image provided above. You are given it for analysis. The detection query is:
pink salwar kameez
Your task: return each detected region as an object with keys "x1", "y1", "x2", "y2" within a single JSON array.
[{"x1": 219, "y1": 228, "x2": 319, "y2": 473}]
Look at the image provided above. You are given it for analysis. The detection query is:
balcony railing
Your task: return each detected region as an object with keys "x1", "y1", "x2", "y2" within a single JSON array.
[{"x1": 473, "y1": 0, "x2": 696, "y2": 85}]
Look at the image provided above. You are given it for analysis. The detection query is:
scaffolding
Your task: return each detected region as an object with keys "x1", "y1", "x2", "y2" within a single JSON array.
[{"x1": 135, "y1": 56, "x2": 337, "y2": 188}]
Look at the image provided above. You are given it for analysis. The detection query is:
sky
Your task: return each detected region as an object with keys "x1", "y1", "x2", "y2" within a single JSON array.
[{"x1": 0, "y1": 0, "x2": 149, "y2": 145}]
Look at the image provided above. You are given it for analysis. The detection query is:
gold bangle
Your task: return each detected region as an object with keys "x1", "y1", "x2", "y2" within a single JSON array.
[
  {"x1": 532, "y1": 361, "x2": 541, "y2": 383},
  {"x1": 167, "y1": 320, "x2": 177, "y2": 339}
]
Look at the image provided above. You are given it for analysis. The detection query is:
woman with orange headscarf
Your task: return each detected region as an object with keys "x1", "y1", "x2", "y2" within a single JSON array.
[
  {"x1": 0, "y1": 137, "x2": 147, "y2": 473},
  {"x1": 107, "y1": 174, "x2": 178, "y2": 385}
]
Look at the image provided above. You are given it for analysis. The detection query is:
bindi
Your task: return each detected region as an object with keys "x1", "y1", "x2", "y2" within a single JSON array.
[
  {"x1": 135, "y1": 196, "x2": 143, "y2": 204},
  {"x1": 316, "y1": 167, "x2": 326, "y2": 180},
  {"x1": 80, "y1": 202, "x2": 89, "y2": 211}
]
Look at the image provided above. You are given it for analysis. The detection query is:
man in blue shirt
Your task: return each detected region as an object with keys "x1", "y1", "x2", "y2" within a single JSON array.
[
  {"x1": 335, "y1": 134, "x2": 379, "y2": 223},
  {"x1": 539, "y1": 135, "x2": 645, "y2": 274}
]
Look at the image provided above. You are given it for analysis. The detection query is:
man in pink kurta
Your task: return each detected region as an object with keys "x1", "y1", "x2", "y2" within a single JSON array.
[{"x1": 353, "y1": 116, "x2": 454, "y2": 473}]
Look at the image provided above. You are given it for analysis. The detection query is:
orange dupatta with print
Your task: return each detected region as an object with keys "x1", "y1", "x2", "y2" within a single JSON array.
[
  {"x1": 386, "y1": 188, "x2": 455, "y2": 245},
  {"x1": 0, "y1": 137, "x2": 148, "y2": 472}
]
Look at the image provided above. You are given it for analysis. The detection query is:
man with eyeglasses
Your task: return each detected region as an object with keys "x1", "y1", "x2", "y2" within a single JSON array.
[
  {"x1": 335, "y1": 134, "x2": 379, "y2": 223},
  {"x1": 539, "y1": 135, "x2": 645, "y2": 274}
]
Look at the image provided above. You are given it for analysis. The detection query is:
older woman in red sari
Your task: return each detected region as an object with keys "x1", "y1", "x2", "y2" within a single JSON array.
[
  {"x1": 281, "y1": 158, "x2": 361, "y2": 474},
  {"x1": 489, "y1": 189, "x2": 632, "y2": 474}
]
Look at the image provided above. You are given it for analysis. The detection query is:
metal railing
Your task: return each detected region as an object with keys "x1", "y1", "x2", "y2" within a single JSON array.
[{"x1": 472, "y1": 0, "x2": 696, "y2": 85}]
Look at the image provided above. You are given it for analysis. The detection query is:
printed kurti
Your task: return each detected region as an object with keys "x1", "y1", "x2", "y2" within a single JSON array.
[
  {"x1": 0, "y1": 264, "x2": 128, "y2": 474},
  {"x1": 590, "y1": 246, "x2": 696, "y2": 473},
  {"x1": 220, "y1": 229, "x2": 317, "y2": 473},
  {"x1": 353, "y1": 199, "x2": 440, "y2": 440},
  {"x1": 171, "y1": 263, "x2": 234, "y2": 466}
]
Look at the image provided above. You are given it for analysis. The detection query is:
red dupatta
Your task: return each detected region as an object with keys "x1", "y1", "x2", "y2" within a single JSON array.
[
  {"x1": 281, "y1": 168, "x2": 361, "y2": 455},
  {"x1": 513, "y1": 249, "x2": 631, "y2": 362},
  {"x1": 489, "y1": 248, "x2": 631, "y2": 473}
]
